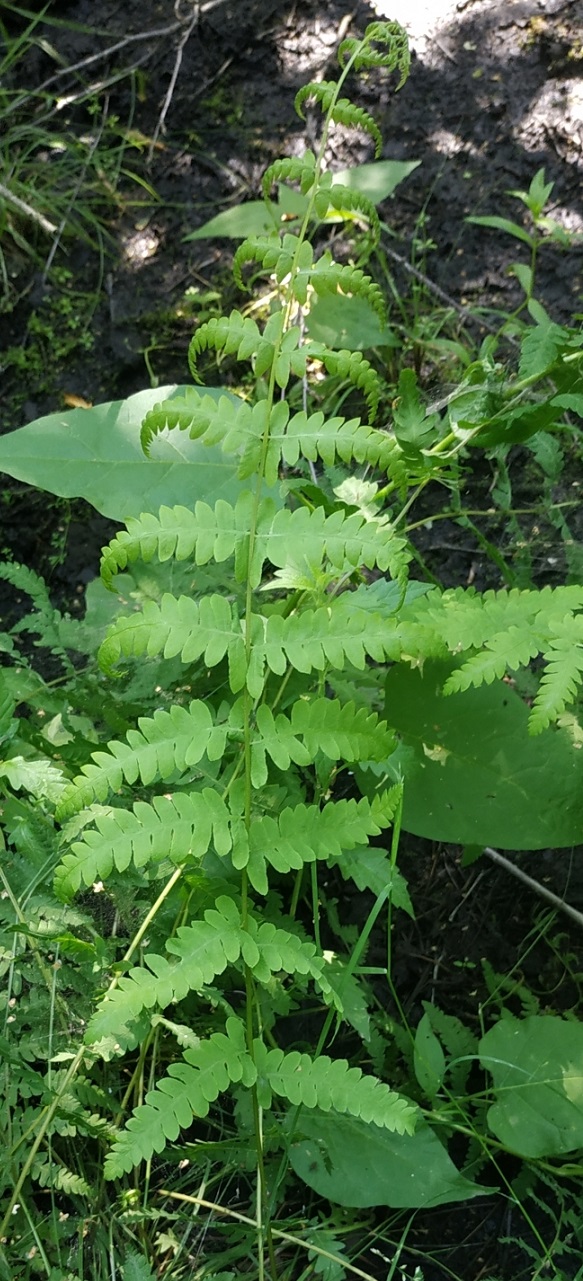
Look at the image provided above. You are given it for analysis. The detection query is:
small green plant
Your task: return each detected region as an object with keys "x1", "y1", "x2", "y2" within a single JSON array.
[{"x1": 466, "y1": 167, "x2": 581, "y2": 320}]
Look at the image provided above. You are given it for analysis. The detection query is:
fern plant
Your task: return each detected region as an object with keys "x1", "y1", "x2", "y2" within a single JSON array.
[{"x1": 23, "y1": 21, "x2": 420, "y2": 1279}]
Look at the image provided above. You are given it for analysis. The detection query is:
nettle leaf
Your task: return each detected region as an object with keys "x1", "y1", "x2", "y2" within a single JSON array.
[
  {"x1": 381, "y1": 660, "x2": 583, "y2": 850},
  {"x1": 518, "y1": 321, "x2": 568, "y2": 381},
  {"x1": 55, "y1": 701, "x2": 227, "y2": 819},
  {"x1": 255, "y1": 1041, "x2": 416, "y2": 1131},
  {"x1": 55, "y1": 790, "x2": 231, "y2": 900},
  {"x1": 0, "y1": 386, "x2": 245, "y2": 521},
  {"x1": 105, "y1": 1018, "x2": 255, "y2": 1176}
]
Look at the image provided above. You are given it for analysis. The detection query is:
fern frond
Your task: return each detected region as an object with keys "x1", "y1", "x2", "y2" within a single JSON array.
[
  {"x1": 294, "y1": 82, "x2": 382, "y2": 158},
  {"x1": 55, "y1": 789, "x2": 230, "y2": 900},
  {"x1": 307, "y1": 255, "x2": 387, "y2": 324},
  {"x1": 308, "y1": 345, "x2": 382, "y2": 421},
  {"x1": 233, "y1": 233, "x2": 313, "y2": 291},
  {"x1": 338, "y1": 20, "x2": 410, "y2": 87},
  {"x1": 98, "y1": 593, "x2": 408, "y2": 700},
  {"x1": 444, "y1": 625, "x2": 542, "y2": 693},
  {"x1": 87, "y1": 899, "x2": 245, "y2": 1050},
  {"x1": 530, "y1": 621, "x2": 583, "y2": 733},
  {"x1": 140, "y1": 391, "x2": 263, "y2": 458},
  {"x1": 275, "y1": 407, "x2": 401, "y2": 475},
  {"x1": 98, "y1": 593, "x2": 240, "y2": 672},
  {"x1": 262, "y1": 150, "x2": 317, "y2": 201},
  {"x1": 289, "y1": 698, "x2": 395, "y2": 762},
  {"x1": 101, "y1": 498, "x2": 410, "y2": 593},
  {"x1": 262, "y1": 599, "x2": 402, "y2": 678},
  {"x1": 55, "y1": 702, "x2": 227, "y2": 819},
  {"x1": 246, "y1": 697, "x2": 394, "y2": 786},
  {"x1": 254, "y1": 1039, "x2": 416, "y2": 1131},
  {"x1": 88, "y1": 899, "x2": 334, "y2": 1056},
  {"x1": 245, "y1": 794, "x2": 394, "y2": 893},
  {"x1": 188, "y1": 309, "x2": 260, "y2": 382},
  {"x1": 104, "y1": 1017, "x2": 255, "y2": 1176}
]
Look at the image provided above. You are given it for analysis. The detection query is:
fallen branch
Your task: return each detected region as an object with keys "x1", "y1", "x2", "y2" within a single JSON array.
[{"x1": 484, "y1": 846, "x2": 583, "y2": 930}]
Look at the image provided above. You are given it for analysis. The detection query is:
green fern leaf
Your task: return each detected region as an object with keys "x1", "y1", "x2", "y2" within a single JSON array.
[
  {"x1": 87, "y1": 898, "x2": 245, "y2": 1051},
  {"x1": 306, "y1": 255, "x2": 387, "y2": 324},
  {"x1": 246, "y1": 795, "x2": 393, "y2": 894},
  {"x1": 188, "y1": 310, "x2": 260, "y2": 382},
  {"x1": 338, "y1": 20, "x2": 410, "y2": 86},
  {"x1": 104, "y1": 1018, "x2": 255, "y2": 1177},
  {"x1": 444, "y1": 625, "x2": 542, "y2": 694},
  {"x1": 531, "y1": 621, "x2": 583, "y2": 733},
  {"x1": 234, "y1": 233, "x2": 313, "y2": 292},
  {"x1": 98, "y1": 593, "x2": 239, "y2": 672},
  {"x1": 88, "y1": 899, "x2": 335, "y2": 1055},
  {"x1": 289, "y1": 697, "x2": 395, "y2": 761},
  {"x1": 55, "y1": 790, "x2": 230, "y2": 900},
  {"x1": 307, "y1": 345, "x2": 382, "y2": 421},
  {"x1": 254, "y1": 1040, "x2": 416, "y2": 1131},
  {"x1": 272, "y1": 407, "x2": 388, "y2": 471},
  {"x1": 140, "y1": 392, "x2": 264, "y2": 459},
  {"x1": 262, "y1": 150, "x2": 317, "y2": 201},
  {"x1": 101, "y1": 498, "x2": 410, "y2": 594},
  {"x1": 55, "y1": 702, "x2": 227, "y2": 819},
  {"x1": 294, "y1": 82, "x2": 382, "y2": 158},
  {"x1": 263, "y1": 597, "x2": 409, "y2": 675}
]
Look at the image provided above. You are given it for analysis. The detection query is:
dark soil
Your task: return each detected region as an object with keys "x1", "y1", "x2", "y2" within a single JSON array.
[{"x1": 1, "y1": 1, "x2": 583, "y2": 1277}]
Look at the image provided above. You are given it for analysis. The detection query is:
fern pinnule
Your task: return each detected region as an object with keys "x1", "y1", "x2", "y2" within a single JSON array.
[
  {"x1": 187, "y1": 309, "x2": 260, "y2": 382},
  {"x1": 104, "y1": 1018, "x2": 255, "y2": 1177},
  {"x1": 308, "y1": 345, "x2": 382, "y2": 421},
  {"x1": 261, "y1": 150, "x2": 317, "y2": 201},
  {"x1": 55, "y1": 703, "x2": 228, "y2": 819},
  {"x1": 254, "y1": 1040, "x2": 417, "y2": 1131},
  {"x1": 55, "y1": 789, "x2": 231, "y2": 900},
  {"x1": 294, "y1": 82, "x2": 382, "y2": 158}
]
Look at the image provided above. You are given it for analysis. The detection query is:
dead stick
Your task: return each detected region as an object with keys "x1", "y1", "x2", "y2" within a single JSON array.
[{"x1": 484, "y1": 846, "x2": 583, "y2": 930}]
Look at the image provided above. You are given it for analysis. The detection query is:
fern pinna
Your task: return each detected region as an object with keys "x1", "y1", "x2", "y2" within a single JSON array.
[{"x1": 52, "y1": 20, "x2": 416, "y2": 1270}]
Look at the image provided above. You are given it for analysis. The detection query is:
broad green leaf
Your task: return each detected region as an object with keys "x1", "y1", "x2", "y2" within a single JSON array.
[
  {"x1": 334, "y1": 159, "x2": 421, "y2": 202},
  {"x1": 465, "y1": 215, "x2": 533, "y2": 247},
  {"x1": 184, "y1": 202, "x2": 280, "y2": 240},
  {"x1": 0, "y1": 387, "x2": 245, "y2": 521},
  {"x1": 414, "y1": 1013, "x2": 445, "y2": 1100},
  {"x1": 378, "y1": 661, "x2": 583, "y2": 849},
  {"x1": 290, "y1": 1110, "x2": 488, "y2": 1208},
  {"x1": 306, "y1": 293, "x2": 398, "y2": 350},
  {"x1": 480, "y1": 1015, "x2": 583, "y2": 1157}
]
